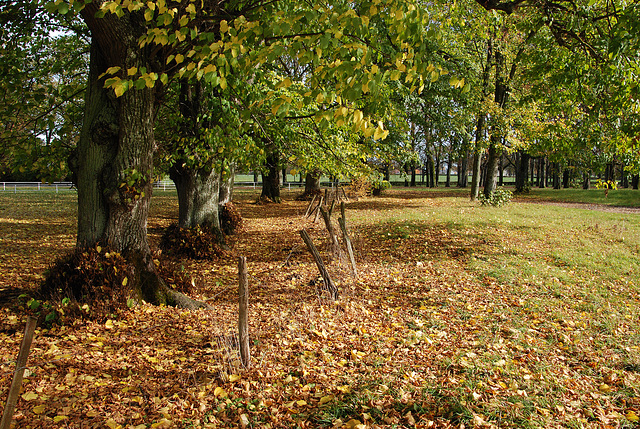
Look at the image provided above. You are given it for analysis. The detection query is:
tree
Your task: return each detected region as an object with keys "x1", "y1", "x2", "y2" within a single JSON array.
[{"x1": 41, "y1": 0, "x2": 437, "y2": 307}]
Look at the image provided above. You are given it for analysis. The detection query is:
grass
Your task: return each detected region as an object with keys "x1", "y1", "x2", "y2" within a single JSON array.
[
  {"x1": 518, "y1": 187, "x2": 640, "y2": 207},
  {"x1": 1, "y1": 188, "x2": 639, "y2": 428}
]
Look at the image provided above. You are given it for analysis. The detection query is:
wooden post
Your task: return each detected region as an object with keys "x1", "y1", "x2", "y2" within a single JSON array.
[
  {"x1": 338, "y1": 217, "x2": 357, "y2": 278},
  {"x1": 238, "y1": 256, "x2": 250, "y2": 369},
  {"x1": 304, "y1": 194, "x2": 318, "y2": 217},
  {"x1": 312, "y1": 196, "x2": 324, "y2": 223},
  {"x1": 319, "y1": 206, "x2": 341, "y2": 260},
  {"x1": 1, "y1": 316, "x2": 37, "y2": 429},
  {"x1": 299, "y1": 229, "x2": 339, "y2": 300}
]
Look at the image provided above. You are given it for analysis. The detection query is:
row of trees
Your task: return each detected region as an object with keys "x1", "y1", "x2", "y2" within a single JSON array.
[{"x1": 1, "y1": 0, "x2": 639, "y2": 305}]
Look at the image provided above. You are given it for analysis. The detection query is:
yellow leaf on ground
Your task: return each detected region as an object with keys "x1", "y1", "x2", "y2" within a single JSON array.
[
  {"x1": 53, "y1": 415, "x2": 68, "y2": 423},
  {"x1": 106, "y1": 419, "x2": 122, "y2": 429},
  {"x1": 626, "y1": 410, "x2": 639, "y2": 422},
  {"x1": 319, "y1": 394, "x2": 334, "y2": 404},
  {"x1": 32, "y1": 405, "x2": 45, "y2": 414},
  {"x1": 229, "y1": 374, "x2": 241, "y2": 382},
  {"x1": 21, "y1": 392, "x2": 38, "y2": 401}
]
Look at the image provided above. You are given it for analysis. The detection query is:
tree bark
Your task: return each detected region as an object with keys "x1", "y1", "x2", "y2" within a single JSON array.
[
  {"x1": 483, "y1": 140, "x2": 500, "y2": 198},
  {"x1": 458, "y1": 150, "x2": 469, "y2": 188},
  {"x1": 632, "y1": 174, "x2": 639, "y2": 190},
  {"x1": 261, "y1": 149, "x2": 281, "y2": 202},
  {"x1": 515, "y1": 151, "x2": 530, "y2": 193},
  {"x1": 410, "y1": 161, "x2": 417, "y2": 187},
  {"x1": 304, "y1": 171, "x2": 321, "y2": 194},
  {"x1": 219, "y1": 163, "x2": 235, "y2": 205},
  {"x1": 170, "y1": 163, "x2": 222, "y2": 231},
  {"x1": 76, "y1": 7, "x2": 207, "y2": 308}
]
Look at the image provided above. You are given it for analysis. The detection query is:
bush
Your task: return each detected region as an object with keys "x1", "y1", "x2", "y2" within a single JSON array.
[{"x1": 479, "y1": 187, "x2": 513, "y2": 207}]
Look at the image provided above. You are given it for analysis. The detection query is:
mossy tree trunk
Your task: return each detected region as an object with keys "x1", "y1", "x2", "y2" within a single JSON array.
[{"x1": 76, "y1": 6, "x2": 206, "y2": 309}]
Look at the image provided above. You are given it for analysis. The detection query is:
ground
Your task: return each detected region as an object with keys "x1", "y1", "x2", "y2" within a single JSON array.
[{"x1": 0, "y1": 189, "x2": 639, "y2": 428}]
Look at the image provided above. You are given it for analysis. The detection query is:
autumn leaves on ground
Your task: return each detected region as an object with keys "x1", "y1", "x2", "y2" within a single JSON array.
[{"x1": 1, "y1": 189, "x2": 639, "y2": 429}]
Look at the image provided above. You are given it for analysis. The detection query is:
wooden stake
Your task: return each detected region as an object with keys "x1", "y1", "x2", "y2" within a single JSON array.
[
  {"x1": 238, "y1": 256, "x2": 250, "y2": 369},
  {"x1": 300, "y1": 229, "x2": 338, "y2": 300},
  {"x1": 1, "y1": 316, "x2": 37, "y2": 429},
  {"x1": 339, "y1": 216, "x2": 357, "y2": 278},
  {"x1": 320, "y1": 206, "x2": 341, "y2": 260},
  {"x1": 304, "y1": 194, "x2": 317, "y2": 217},
  {"x1": 312, "y1": 196, "x2": 324, "y2": 223}
]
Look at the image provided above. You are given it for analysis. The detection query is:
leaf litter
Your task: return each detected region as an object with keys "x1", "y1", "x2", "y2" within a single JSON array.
[{"x1": 0, "y1": 190, "x2": 639, "y2": 428}]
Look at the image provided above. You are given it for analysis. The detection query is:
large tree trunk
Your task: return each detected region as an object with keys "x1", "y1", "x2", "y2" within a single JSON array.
[
  {"x1": 170, "y1": 164, "x2": 222, "y2": 231},
  {"x1": 303, "y1": 170, "x2": 321, "y2": 195},
  {"x1": 76, "y1": 7, "x2": 205, "y2": 308},
  {"x1": 483, "y1": 140, "x2": 500, "y2": 198},
  {"x1": 261, "y1": 150, "x2": 281, "y2": 202},
  {"x1": 632, "y1": 174, "x2": 639, "y2": 190}
]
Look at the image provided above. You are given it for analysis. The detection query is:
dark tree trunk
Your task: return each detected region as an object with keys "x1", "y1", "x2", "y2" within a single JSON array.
[
  {"x1": 605, "y1": 162, "x2": 614, "y2": 182},
  {"x1": 483, "y1": 141, "x2": 500, "y2": 198},
  {"x1": 458, "y1": 150, "x2": 469, "y2": 188},
  {"x1": 427, "y1": 155, "x2": 435, "y2": 188},
  {"x1": 404, "y1": 163, "x2": 410, "y2": 187},
  {"x1": 282, "y1": 167, "x2": 287, "y2": 185},
  {"x1": 470, "y1": 146, "x2": 482, "y2": 200},
  {"x1": 531, "y1": 157, "x2": 536, "y2": 185},
  {"x1": 562, "y1": 168, "x2": 570, "y2": 188},
  {"x1": 620, "y1": 163, "x2": 629, "y2": 188},
  {"x1": 383, "y1": 164, "x2": 390, "y2": 181},
  {"x1": 445, "y1": 152, "x2": 452, "y2": 187},
  {"x1": 515, "y1": 151, "x2": 530, "y2": 193},
  {"x1": 261, "y1": 150, "x2": 281, "y2": 202},
  {"x1": 304, "y1": 170, "x2": 321, "y2": 194},
  {"x1": 434, "y1": 154, "x2": 440, "y2": 187},
  {"x1": 410, "y1": 162, "x2": 417, "y2": 187},
  {"x1": 583, "y1": 172, "x2": 591, "y2": 189},
  {"x1": 539, "y1": 159, "x2": 546, "y2": 188},
  {"x1": 498, "y1": 152, "x2": 504, "y2": 187},
  {"x1": 631, "y1": 174, "x2": 639, "y2": 189},
  {"x1": 552, "y1": 163, "x2": 561, "y2": 189}
]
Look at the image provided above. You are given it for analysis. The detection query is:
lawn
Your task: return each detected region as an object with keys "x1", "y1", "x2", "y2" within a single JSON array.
[{"x1": 0, "y1": 189, "x2": 639, "y2": 428}]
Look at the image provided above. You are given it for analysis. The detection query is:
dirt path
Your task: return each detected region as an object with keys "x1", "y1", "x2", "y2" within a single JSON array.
[{"x1": 516, "y1": 199, "x2": 640, "y2": 215}]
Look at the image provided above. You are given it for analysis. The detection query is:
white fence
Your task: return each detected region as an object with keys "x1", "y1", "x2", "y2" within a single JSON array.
[
  {"x1": 0, "y1": 180, "x2": 309, "y2": 193},
  {"x1": 0, "y1": 182, "x2": 75, "y2": 193}
]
